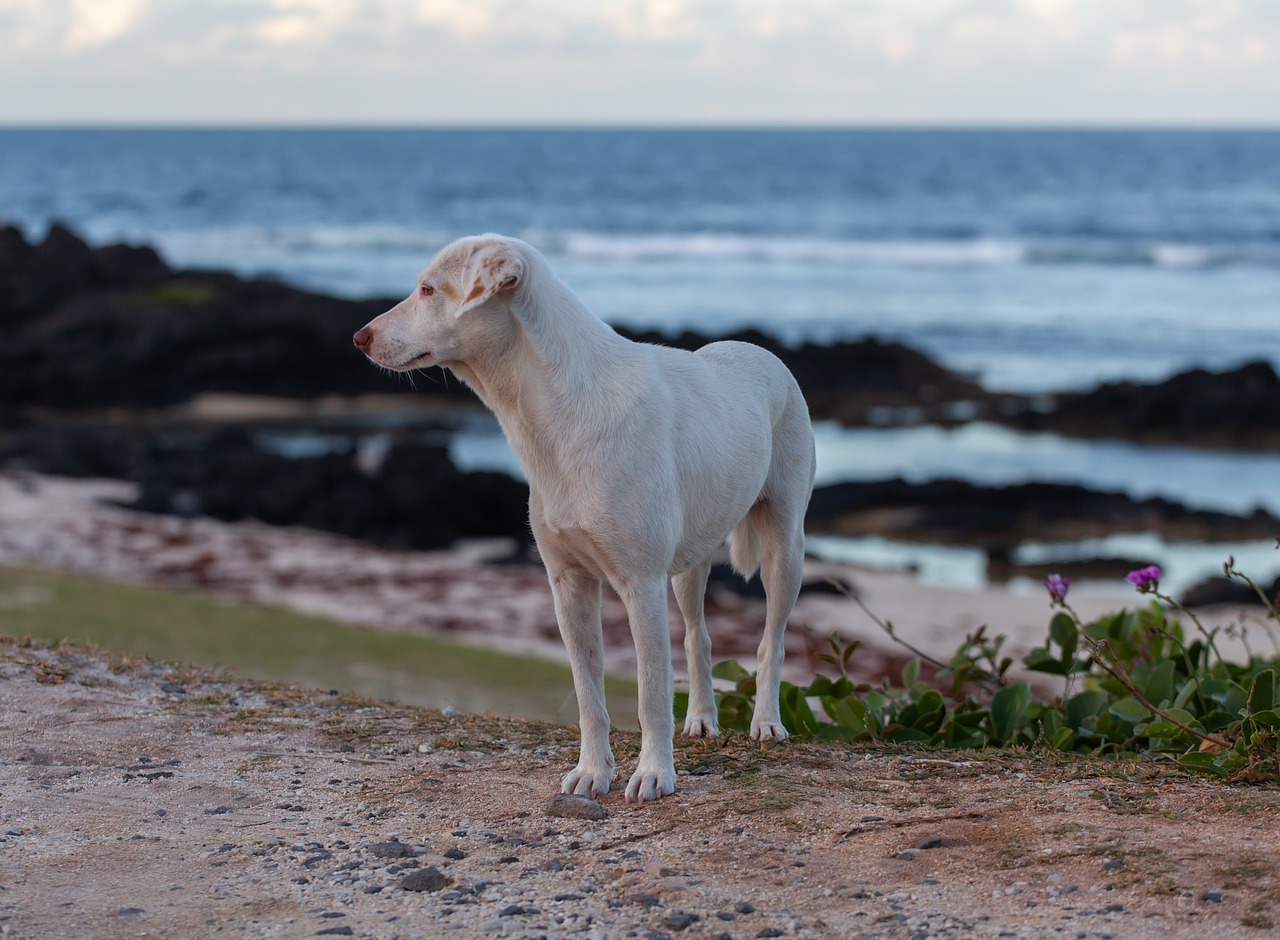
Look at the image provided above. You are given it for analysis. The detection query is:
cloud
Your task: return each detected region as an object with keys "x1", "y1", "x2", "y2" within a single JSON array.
[
  {"x1": 63, "y1": 0, "x2": 149, "y2": 52},
  {"x1": 415, "y1": 0, "x2": 501, "y2": 39},
  {"x1": 252, "y1": 0, "x2": 359, "y2": 46},
  {"x1": 0, "y1": 0, "x2": 1278, "y2": 123}
]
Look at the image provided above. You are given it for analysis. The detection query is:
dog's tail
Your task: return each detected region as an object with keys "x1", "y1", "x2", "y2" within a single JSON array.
[{"x1": 727, "y1": 513, "x2": 761, "y2": 580}]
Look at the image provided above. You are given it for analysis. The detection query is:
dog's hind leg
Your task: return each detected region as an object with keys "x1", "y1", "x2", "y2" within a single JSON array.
[
  {"x1": 673, "y1": 558, "x2": 718, "y2": 737},
  {"x1": 751, "y1": 508, "x2": 804, "y2": 741},
  {"x1": 550, "y1": 568, "x2": 616, "y2": 798},
  {"x1": 615, "y1": 575, "x2": 678, "y2": 802}
]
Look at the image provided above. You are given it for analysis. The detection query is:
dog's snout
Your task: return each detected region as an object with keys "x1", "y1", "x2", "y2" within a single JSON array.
[{"x1": 353, "y1": 326, "x2": 373, "y2": 351}]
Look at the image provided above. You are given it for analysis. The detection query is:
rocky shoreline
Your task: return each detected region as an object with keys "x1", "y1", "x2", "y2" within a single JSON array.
[{"x1": 3, "y1": 225, "x2": 1278, "y2": 608}]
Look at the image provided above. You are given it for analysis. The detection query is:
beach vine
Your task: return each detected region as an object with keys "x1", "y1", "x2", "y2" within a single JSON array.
[{"x1": 676, "y1": 545, "x2": 1280, "y2": 783}]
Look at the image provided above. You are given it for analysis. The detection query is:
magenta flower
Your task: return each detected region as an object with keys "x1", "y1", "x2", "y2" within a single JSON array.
[
  {"x1": 1044, "y1": 573, "x2": 1069, "y2": 603},
  {"x1": 1125, "y1": 565, "x2": 1162, "y2": 592}
]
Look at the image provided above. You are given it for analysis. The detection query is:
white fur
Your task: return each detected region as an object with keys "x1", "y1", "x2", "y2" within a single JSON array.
[{"x1": 354, "y1": 235, "x2": 815, "y2": 803}]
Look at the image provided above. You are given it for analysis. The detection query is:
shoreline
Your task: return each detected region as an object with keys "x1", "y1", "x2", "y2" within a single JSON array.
[{"x1": 6, "y1": 472, "x2": 1256, "y2": 693}]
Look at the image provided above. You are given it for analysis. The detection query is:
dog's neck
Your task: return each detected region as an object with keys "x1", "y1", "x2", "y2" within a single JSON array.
[{"x1": 449, "y1": 256, "x2": 635, "y2": 458}]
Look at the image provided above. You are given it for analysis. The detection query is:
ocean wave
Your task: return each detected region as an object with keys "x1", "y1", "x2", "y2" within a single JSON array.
[
  {"x1": 156, "y1": 223, "x2": 450, "y2": 261},
  {"x1": 152, "y1": 224, "x2": 1280, "y2": 273},
  {"x1": 550, "y1": 231, "x2": 1280, "y2": 271}
]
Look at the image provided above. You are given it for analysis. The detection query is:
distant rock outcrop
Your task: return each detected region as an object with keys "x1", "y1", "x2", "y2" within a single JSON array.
[{"x1": 0, "y1": 224, "x2": 984, "y2": 416}]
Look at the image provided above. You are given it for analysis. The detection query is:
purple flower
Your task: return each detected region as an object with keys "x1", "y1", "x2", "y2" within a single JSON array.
[
  {"x1": 1044, "y1": 573, "x2": 1070, "y2": 603},
  {"x1": 1125, "y1": 565, "x2": 1162, "y2": 592}
]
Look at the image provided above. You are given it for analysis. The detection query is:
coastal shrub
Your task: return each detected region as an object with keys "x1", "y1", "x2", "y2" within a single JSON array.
[{"x1": 675, "y1": 548, "x2": 1280, "y2": 783}]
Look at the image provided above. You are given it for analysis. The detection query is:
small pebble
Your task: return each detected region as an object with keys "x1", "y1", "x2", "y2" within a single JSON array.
[
  {"x1": 368, "y1": 840, "x2": 416, "y2": 859},
  {"x1": 400, "y1": 867, "x2": 452, "y2": 893},
  {"x1": 663, "y1": 911, "x2": 699, "y2": 931},
  {"x1": 547, "y1": 793, "x2": 606, "y2": 820}
]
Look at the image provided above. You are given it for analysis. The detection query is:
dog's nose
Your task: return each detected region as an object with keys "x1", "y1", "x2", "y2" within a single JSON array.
[{"x1": 353, "y1": 326, "x2": 373, "y2": 351}]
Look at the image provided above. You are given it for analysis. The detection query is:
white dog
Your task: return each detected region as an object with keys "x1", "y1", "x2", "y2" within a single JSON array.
[{"x1": 354, "y1": 235, "x2": 815, "y2": 802}]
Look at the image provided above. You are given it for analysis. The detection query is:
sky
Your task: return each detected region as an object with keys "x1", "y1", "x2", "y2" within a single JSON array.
[{"x1": 1, "y1": 0, "x2": 1278, "y2": 126}]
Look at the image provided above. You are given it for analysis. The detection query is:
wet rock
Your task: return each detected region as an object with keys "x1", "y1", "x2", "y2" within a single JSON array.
[{"x1": 808, "y1": 477, "x2": 1279, "y2": 547}]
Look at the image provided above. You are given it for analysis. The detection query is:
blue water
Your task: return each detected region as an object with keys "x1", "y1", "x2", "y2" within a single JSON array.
[
  {"x1": 3, "y1": 127, "x2": 1278, "y2": 589},
  {"x1": 3, "y1": 128, "x2": 1279, "y2": 391}
]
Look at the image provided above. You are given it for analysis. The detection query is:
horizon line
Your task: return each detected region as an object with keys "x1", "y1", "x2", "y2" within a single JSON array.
[{"x1": 3, "y1": 119, "x2": 1280, "y2": 133}]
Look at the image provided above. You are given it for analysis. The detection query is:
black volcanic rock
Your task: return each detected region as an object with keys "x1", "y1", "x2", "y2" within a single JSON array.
[
  {"x1": 1180, "y1": 575, "x2": 1280, "y2": 609},
  {"x1": 807, "y1": 477, "x2": 1280, "y2": 547},
  {"x1": 1003, "y1": 360, "x2": 1280, "y2": 449},
  {"x1": 624, "y1": 327, "x2": 987, "y2": 423},
  {"x1": 0, "y1": 420, "x2": 530, "y2": 552},
  {"x1": 0, "y1": 226, "x2": 985, "y2": 418},
  {"x1": 123, "y1": 430, "x2": 530, "y2": 550}
]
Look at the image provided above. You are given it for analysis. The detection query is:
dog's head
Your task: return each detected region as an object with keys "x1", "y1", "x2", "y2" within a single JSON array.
[{"x1": 353, "y1": 235, "x2": 525, "y2": 371}]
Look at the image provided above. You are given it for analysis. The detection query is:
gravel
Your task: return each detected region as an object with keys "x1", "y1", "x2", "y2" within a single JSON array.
[{"x1": 2, "y1": 641, "x2": 1275, "y2": 940}]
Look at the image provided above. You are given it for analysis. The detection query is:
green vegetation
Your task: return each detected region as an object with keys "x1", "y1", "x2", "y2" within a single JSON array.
[
  {"x1": 0, "y1": 563, "x2": 637, "y2": 726},
  {"x1": 145, "y1": 279, "x2": 219, "y2": 307},
  {"x1": 678, "y1": 552, "x2": 1280, "y2": 783}
]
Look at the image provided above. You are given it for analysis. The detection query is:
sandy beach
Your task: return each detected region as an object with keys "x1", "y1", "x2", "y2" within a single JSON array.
[{"x1": 0, "y1": 471, "x2": 1208, "y2": 698}]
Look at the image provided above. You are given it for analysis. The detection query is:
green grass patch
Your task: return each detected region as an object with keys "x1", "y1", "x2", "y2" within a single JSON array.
[
  {"x1": 0, "y1": 563, "x2": 637, "y2": 727},
  {"x1": 146, "y1": 279, "x2": 219, "y2": 307}
]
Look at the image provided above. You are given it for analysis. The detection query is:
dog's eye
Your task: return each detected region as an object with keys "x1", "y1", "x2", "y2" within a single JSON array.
[{"x1": 420, "y1": 284, "x2": 435, "y2": 298}]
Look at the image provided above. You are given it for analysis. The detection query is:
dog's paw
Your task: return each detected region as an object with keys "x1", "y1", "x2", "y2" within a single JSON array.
[
  {"x1": 750, "y1": 718, "x2": 790, "y2": 742},
  {"x1": 561, "y1": 763, "x2": 613, "y2": 799},
  {"x1": 624, "y1": 764, "x2": 677, "y2": 803},
  {"x1": 682, "y1": 714, "x2": 720, "y2": 738}
]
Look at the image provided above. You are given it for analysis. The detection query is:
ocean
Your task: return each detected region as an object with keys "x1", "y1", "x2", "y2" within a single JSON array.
[{"x1": 3, "y1": 127, "x2": 1278, "y2": 592}]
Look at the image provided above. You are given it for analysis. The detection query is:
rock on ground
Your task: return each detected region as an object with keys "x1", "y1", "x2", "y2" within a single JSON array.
[{"x1": 1, "y1": 639, "x2": 1278, "y2": 939}]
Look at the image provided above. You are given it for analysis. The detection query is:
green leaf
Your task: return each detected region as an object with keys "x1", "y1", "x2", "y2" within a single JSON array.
[
  {"x1": 673, "y1": 690, "x2": 689, "y2": 720},
  {"x1": 1144, "y1": 660, "x2": 1176, "y2": 708},
  {"x1": 913, "y1": 690, "x2": 947, "y2": 734},
  {"x1": 1023, "y1": 647, "x2": 1068, "y2": 675},
  {"x1": 1249, "y1": 707, "x2": 1280, "y2": 730},
  {"x1": 1050, "y1": 613, "x2": 1078, "y2": 659},
  {"x1": 780, "y1": 685, "x2": 821, "y2": 737},
  {"x1": 841, "y1": 638, "x2": 861, "y2": 671},
  {"x1": 712, "y1": 660, "x2": 749, "y2": 683},
  {"x1": 1051, "y1": 726, "x2": 1077, "y2": 751},
  {"x1": 901, "y1": 658, "x2": 921, "y2": 689},
  {"x1": 1110, "y1": 697, "x2": 1152, "y2": 723},
  {"x1": 806, "y1": 676, "x2": 835, "y2": 697},
  {"x1": 824, "y1": 696, "x2": 869, "y2": 737},
  {"x1": 1177, "y1": 752, "x2": 1231, "y2": 776},
  {"x1": 1066, "y1": 689, "x2": 1109, "y2": 730},
  {"x1": 990, "y1": 683, "x2": 1032, "y2": 743},
  {"x1": 1247, "y1": 669, "x2": 1277, "y2": 713}
]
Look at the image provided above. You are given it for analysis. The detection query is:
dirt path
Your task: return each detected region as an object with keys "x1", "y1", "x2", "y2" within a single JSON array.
[{"x1": 2, "y1": 640, "x2": 1277, "y2": 939}]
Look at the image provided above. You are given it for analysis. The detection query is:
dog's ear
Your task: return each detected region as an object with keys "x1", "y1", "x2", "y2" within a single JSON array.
[{"x1": 454, "y1": 241, "x2": 524, "y2": 318}]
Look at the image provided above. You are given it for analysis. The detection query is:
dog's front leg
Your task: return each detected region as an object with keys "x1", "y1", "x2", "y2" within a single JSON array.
[
  {"x1": 550, "y1": 568, "x2": 615, "y2": 798},
  {"x1": 616, "y1": 576, "x2": 677, "y2": 803}
]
